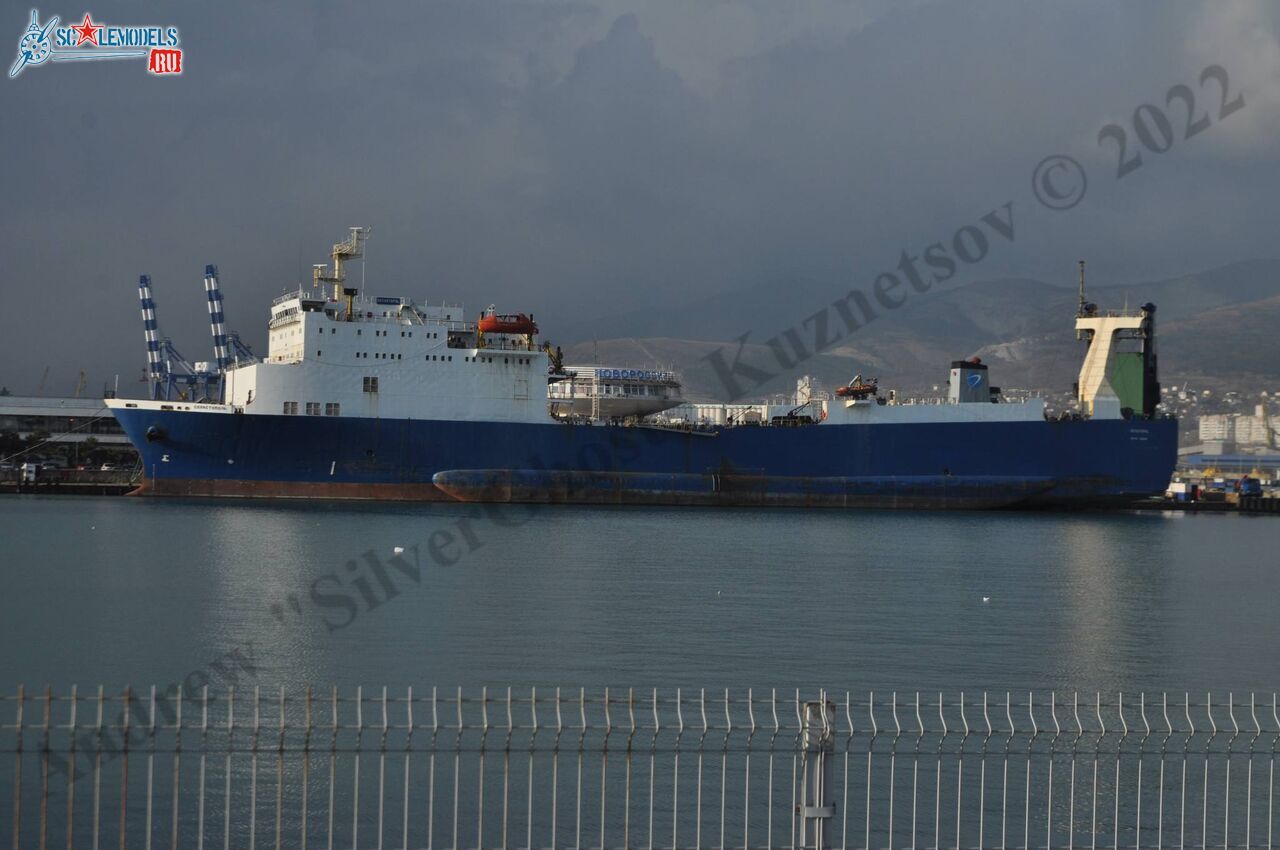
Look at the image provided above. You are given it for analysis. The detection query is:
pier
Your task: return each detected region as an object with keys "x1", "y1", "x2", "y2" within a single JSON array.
[
  {"x1": 0, "y1": 470, "x2": 137, "y2": 496},
  {"x1": 1129, "y1": 495, "x2": 1280, "y2": 514}
]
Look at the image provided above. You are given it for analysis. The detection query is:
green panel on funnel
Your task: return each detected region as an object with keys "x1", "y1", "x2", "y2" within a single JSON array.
[{"x1": 1111, "y1": 352, "x2": 1144, "y2": 412}]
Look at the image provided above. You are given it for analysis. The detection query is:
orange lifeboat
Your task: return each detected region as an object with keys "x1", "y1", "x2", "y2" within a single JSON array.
[
  {"x1": 477, "y1": 311, "x2": 538, "y2": 335},
  {"x1": 834, "y1": 376, "x2": 878, "y2": 399}
]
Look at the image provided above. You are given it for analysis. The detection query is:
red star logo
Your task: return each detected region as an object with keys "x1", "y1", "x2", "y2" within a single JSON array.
[{"x1": 71, "y1": 13, "x2": 102, "y2": 47}]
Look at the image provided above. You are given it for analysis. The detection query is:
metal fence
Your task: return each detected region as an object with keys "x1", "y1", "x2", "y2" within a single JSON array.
[{"x1": 3, "y1": 687, "x2": 1279, "y2": 850}]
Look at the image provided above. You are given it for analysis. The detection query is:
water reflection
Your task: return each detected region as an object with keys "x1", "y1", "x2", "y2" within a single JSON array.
[{"x1": 0, "y1": 499, "x2": 1276, "y2": 693}]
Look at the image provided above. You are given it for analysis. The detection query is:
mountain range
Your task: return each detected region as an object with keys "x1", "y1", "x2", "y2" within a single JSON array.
[{"x1": 558, "y1": 260, "x2": 1280, "y2": 401}]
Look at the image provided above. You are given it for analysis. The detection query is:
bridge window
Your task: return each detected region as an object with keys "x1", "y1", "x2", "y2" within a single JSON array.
[
  {"x1": 325, "y1": 403, "x2": 340, "y2": 416},
  {"x1": 305, "y1": 402, "x2": 321, "y2": 416},
  {"x1": 362, "y1": 377, "x2": 379, "y2": 393},
  {"x1": 282, "y1": 401, "x2": 298, "y2": 415}
]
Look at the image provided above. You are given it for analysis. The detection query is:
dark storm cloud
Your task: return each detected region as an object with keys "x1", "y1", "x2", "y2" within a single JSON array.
[{"x1": 0, "y1": 0, "x2": 1276, "y2": 394}]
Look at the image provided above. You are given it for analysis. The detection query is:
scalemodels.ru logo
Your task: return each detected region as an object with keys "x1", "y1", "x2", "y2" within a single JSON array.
[{"x1": 9, "y1": 9, "x2": 182, "y2": 78}]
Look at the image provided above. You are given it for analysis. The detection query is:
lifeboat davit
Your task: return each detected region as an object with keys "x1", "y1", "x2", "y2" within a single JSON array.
[{"x1": 477, "y1": 312, "x2": 538, "y2": 335}]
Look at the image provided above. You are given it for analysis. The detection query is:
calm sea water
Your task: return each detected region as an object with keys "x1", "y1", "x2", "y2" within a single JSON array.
[{"x1": 1, "y1": 496, "x2": 1277, "y2": 693}]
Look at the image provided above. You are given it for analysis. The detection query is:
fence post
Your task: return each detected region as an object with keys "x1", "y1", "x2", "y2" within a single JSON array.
[{"x1": 800, "y1": 693, "x2": 836, "y2": 850}]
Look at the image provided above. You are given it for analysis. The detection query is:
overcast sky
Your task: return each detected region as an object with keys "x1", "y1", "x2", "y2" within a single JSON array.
[{"x1": 1, "y1": 0, "x2": 1277, "y2": 396}]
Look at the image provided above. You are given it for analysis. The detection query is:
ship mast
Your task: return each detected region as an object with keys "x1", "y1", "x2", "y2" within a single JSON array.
[
  {"x1": 312, "y1": 227, "x2": 371, "y2": 311},
  {"x1": 1077, "y1": 259, "x2": 1086, "y2": 317}
]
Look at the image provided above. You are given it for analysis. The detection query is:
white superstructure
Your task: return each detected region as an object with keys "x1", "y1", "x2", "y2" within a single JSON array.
[
  {"x1": 547, "y1": 366, "x2": 683, "y2": 420},
  {"x1": 222, "y1": 288, "x2": 550, "y2": 423},
  {"x1": 663, "y1": 368, "x2": 1054, "y2": 428},
  {"x1": 822, "y1": 394, "x2": 1048, "y2": 424},
  {"x1": 114, "y1": 227, "x2": 555, "y2": 425}
]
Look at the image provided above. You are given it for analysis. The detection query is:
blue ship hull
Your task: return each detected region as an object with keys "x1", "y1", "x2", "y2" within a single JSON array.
[{"x1": 110, "y1": 407, "x2": 1178, "y2": 509}]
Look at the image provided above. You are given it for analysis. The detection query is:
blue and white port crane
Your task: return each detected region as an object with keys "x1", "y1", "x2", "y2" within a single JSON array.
[
  {"x1": 202, "y1": 264, "x2": 260, "y2": 381},
  {"x1": 137, "y1": 274, "x2": 217, "y2": 401},
  {"x1": 135, "y1": 269, "x2": 259, "y2": 403}
]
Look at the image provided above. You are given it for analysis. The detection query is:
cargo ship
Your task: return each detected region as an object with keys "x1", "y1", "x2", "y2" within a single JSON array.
[{"x1": 106, "y1": 232, "x2": 1177, "y2": 508}]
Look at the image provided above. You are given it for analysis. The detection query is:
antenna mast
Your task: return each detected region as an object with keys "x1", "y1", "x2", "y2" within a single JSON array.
[{"x1": 312, "y1": 227, "x2": 371, "y2": 302}]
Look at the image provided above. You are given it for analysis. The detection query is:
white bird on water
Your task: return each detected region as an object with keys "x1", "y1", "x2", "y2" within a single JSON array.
[
  {"x1": 393, "y1": 546, "x2": 405, "y2": 554},
  {"x1": 981, "y1": 596, "x2": 991, "y2": 603}
]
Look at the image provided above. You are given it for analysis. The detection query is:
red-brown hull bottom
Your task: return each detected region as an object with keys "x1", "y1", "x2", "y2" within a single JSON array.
[
  {"x1": 129, "y1": 476, "x2": 1025, "y2": 509},
  {"x1": 129, "y1": 478, "x2": 455, "y2": 501},
  {"x1": 433, "y1": 482, "x2": 1023, "y2": 510}
]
